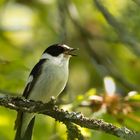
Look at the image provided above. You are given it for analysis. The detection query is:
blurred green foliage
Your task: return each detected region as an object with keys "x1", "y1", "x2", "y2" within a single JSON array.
[{"x1": 0, "y1": 0, "x2": 140, "y2": 140}]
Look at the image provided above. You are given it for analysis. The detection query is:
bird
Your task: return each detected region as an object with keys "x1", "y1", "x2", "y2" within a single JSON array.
[{"x1": 14, "y1": 44, "x2": 76, "y2": 140}]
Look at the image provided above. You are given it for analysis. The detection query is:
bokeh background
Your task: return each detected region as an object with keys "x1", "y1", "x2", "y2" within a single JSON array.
[{"x1": 0, "y1": 0, "x2": 140, "y2": 140}]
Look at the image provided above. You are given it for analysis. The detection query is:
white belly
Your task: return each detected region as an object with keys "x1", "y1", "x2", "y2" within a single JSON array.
[{"x1": 28, "y1": 61, "x2": 69, "y2": 103}]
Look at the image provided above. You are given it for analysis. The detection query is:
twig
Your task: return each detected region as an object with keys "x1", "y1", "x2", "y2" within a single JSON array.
[
  {"x1": 0, "y1": 95, "x2": 136, "y2": 139},
  {"x1": 94, "y1": 0, "x2": 140, "y2": 57},
  {"x1": 64, "y1": 0, "x2": 140, "y2": 91},
  {"x1": 57, "y1": 0, "x2": 67, "y2": 43}
]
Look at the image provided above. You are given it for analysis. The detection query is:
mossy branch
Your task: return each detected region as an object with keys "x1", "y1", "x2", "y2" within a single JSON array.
[{"x1": 0, "y1": 95, "x2": 136, "y2": 139}]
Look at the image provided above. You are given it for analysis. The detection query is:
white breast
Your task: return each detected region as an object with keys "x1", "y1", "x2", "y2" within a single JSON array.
[{"x1": 28, "y1": 55, "x2": 69, "y2": 103}]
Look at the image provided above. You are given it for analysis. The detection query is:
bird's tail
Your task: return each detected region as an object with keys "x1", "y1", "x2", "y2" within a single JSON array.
[{"x1": 14, "y1": 112, "x2": 35, "y2": 140}]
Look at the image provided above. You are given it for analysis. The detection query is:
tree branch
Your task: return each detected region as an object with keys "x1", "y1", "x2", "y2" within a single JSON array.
[
  {"x1": 0, "y1": 95, "x2": 136, "y2": 139},
  {"x1": 64, "y1": 0, "x2": 140, "y2": 91},
  {"x1": 94, "y1": 0, "x2": 140, "y2": 57}
]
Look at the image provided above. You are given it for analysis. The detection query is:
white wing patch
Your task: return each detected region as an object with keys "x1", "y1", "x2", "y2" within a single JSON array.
[{"x1": 27, "y1": 75, "x2": 33, "y2": 84}]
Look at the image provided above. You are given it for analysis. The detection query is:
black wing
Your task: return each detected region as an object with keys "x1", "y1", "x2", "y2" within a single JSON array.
[
  {"x1": 23, "y1": 59, "x2": 46, "y2": 98},
  {"x1": 14, "y1": 59, "x2": 46, "y2": 131}
]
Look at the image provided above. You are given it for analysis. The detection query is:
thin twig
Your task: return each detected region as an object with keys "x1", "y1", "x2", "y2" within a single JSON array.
[
  {"x1": 94, "y1": 0, "x2": 140, "y2": 57},
  {"x1": 64, "y1": 0, "x2": 140, "y2": 91},
  {"x1": 57, "y1": 0, "x2": 67, "y2": 43}
]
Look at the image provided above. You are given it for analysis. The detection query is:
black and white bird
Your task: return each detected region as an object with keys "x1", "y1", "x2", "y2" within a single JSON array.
[{"x1": 14, "y1": 44, "x2": 76, "y2": 140}]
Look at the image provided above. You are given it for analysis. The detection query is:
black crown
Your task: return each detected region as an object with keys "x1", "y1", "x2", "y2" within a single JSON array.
[{"x1": 44, "y1": 44, "x2": 66, "y2": 56}]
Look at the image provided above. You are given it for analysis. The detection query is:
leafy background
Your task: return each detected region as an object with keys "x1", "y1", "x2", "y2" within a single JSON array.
[{"x1": 0, "y1": 0, "x2": 140, "y2": 140}]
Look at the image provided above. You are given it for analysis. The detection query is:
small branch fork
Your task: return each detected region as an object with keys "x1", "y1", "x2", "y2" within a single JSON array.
[{"x1": 0, "y1": 95, "x2": 136, "y2": 139}]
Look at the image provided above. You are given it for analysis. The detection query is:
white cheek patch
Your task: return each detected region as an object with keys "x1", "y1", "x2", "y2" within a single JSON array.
[{"x1": 27, "y1": 75, "x2": 33, "y2": 84}]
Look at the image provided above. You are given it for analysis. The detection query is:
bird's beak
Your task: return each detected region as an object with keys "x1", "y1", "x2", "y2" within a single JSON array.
[{"x1": 65, "y1": 48, "x2": 78, "y2": 56}]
